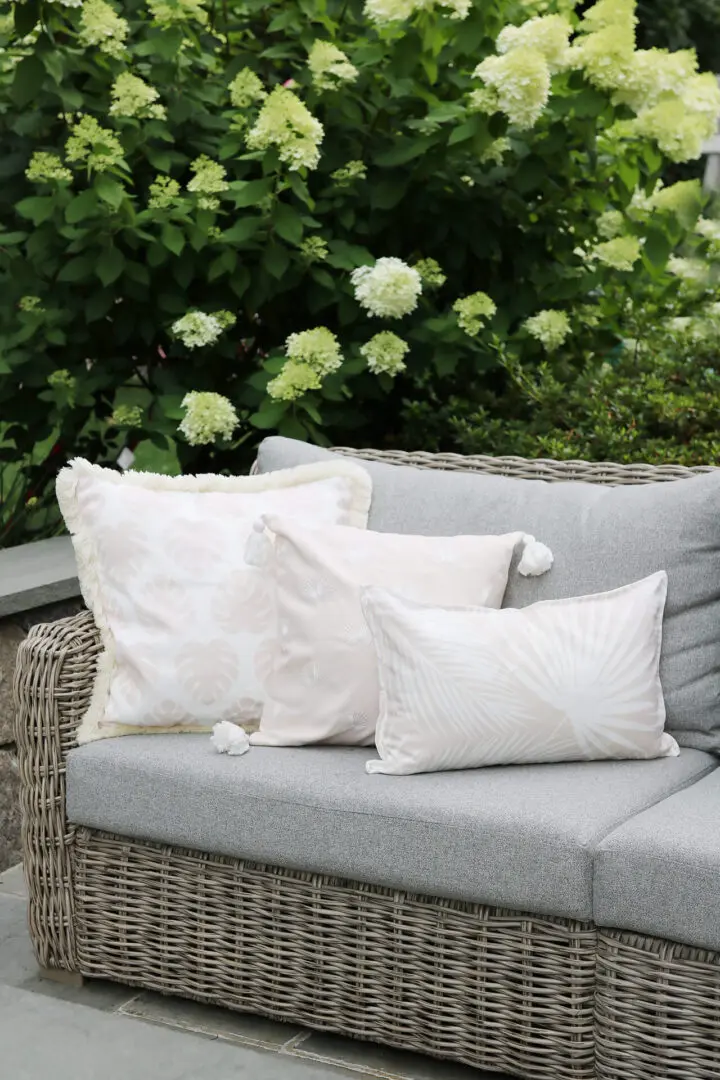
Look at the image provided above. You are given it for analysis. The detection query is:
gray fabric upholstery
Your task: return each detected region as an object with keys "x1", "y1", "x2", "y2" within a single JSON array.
[
  {"x1": 66, "y1": 736, "x2": 715, "y2": 921},
  {"x1": 256, "y1": 437, "x2": 720, "y2": 751},
  {"x1": 595, "y1": 768, "x2": 720, "y2": 951}
]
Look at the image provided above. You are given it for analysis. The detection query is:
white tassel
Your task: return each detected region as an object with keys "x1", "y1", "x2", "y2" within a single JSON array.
[
  {"x1": 244, "y1": 519, "x2": 272, "y2": 568},
  {"x1": 518, "y1": 534, "x2": 554, "y2": 577},
  {"x1": 211, "y1": 721, "x2": 250, "y2": 757}
]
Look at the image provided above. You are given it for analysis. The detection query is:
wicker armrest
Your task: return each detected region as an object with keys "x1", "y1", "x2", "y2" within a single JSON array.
[{"x1": 13, "y1": 610, "x2": 101, "y2": 971}]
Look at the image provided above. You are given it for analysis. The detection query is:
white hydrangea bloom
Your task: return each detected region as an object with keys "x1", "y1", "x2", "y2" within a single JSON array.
[
  {"x1": 360, "y1": 332, "x2": 410, "y2": 376},
  {"x1": 110, "y1": 72, "x2": 166, "y2": 119},
  {"x1": 148, "y1": 0, "x2": 209, "y2": 26},
  {"x1": 307, "y1": 41, "x2": 358, "y2": 91},
  {"x1": 523, "y1": 309, "x2": 571, "y2": 351},
  {"x1": 267, "y1": 362, "x2": 322, "y2": 401},
  {"x1": 453, "y1": 292, "x2": 497, "y2": 336},
  {"x1": 179, "y1": 392, "x2": 239, "y2": 445},
  {"x1": 351, "y1": 258, "x2": 422, "y2": 319},
  {"x1": 172, "y1": 311, "x2": 233, "y2": 349},
  {"x1": 285, "y1": 327, "x2": 343, "y2": 376},
  {"x1": 667, "y1": 257, "x2": 710, "y2": 285},
  {"x1": 26, "y1": 152, "x2": 72, "y2": 183},
  {"x1": 496, "y1": 14, "x2": 573, "y2": 74},
  {"x1": 364, "y1": 0, "x2": 469, "y2": 24},
  {"x1": 247, "y1": 87, "x2": 324, "y2": 171},
  {"x1": 229, "y1": 68, "x2": 266, "y2": 109},
  {"x1": 696, "y1": 218, "x2": 720, "y2": 244},
  {"x1": 65, "y1": 116, "x2": 125, "y2": 172},
  {"x1": 473, "y1": 48, "x2": 551, "y2": 129},
  {"x1": 78, "y1": 0, "x2": 129, "y2": 59}
]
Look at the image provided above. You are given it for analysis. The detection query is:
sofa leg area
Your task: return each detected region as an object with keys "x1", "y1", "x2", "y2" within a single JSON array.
[{"x1": 38, "y1": 966, "x2": 84, "y2": 988}]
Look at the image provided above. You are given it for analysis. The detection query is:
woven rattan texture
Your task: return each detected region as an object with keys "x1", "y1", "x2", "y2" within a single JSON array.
[
  {"x1": 73, "y1": 828, "x2": 596, "y2": 1080},
  {"x1": 14, "y1": 449, "x2": 720, "y2": 1079},
  {"x1": 596, "y1": 930, "x2": 720, "y2": 1080}
]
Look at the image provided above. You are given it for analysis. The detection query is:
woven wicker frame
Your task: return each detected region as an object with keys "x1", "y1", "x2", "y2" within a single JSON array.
[{"x1": 13, "y1": 449, "x2": 720, "y2": 1080}]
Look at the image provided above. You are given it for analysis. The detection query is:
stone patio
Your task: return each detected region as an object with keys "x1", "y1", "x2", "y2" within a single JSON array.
[{"x1": 0, "y1": 862, "x2": 504, "y2": 1080}]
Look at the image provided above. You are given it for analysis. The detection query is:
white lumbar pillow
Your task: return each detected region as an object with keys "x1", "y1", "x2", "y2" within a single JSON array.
[
  {"x1": 56, "y1": 458, "x2": 372, "y2": 744},
  {"x1": 361, "y1": 572, "x2": 677, "y2": 775},
  {"x1": 249, "y1": 515, "x2": 552, "y2": 748}
]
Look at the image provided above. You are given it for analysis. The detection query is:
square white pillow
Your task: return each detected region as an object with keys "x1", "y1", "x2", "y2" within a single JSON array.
[
  {"x1": 251, "y1": 516, "x2": 548, "y2": 748},
  {"x1": 361, "y1": 573, "x2": 678, "y2": 775},
  {"x1": 56, "y1": 458, "x2": 372, "y2": 744}
]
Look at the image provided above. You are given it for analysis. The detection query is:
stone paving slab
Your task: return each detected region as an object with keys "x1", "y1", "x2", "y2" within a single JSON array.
[
  {"x1": 1, "y1": 867, "x2": 506, "y2": 1080},
  {"x1": 0, "y1": 536, "x2": 78, "y2": 618}
]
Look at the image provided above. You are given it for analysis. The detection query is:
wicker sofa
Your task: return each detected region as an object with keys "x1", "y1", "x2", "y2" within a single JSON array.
[{"x1": 14, "y1": 444, "x2": 720, "y2": 1080}]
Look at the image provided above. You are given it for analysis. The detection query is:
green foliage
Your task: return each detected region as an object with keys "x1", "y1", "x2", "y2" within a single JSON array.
[{"x1": 0, "y1": 0, "x2": 719, "y2": 544}]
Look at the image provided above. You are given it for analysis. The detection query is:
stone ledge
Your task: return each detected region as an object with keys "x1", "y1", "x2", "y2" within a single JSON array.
[{"x1": 0, "y1": 536, "x2": 79, "y2": 618}]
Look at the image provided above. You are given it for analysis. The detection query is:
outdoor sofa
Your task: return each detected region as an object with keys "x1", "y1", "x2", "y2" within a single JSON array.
[{"x1": 14, "y1": 440, "x2": 720, "y2": 1080}]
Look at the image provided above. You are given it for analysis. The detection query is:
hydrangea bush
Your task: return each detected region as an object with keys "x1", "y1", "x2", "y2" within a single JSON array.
[{"x1": 0, "y1": 0, "x2": 719, "y2": 541}]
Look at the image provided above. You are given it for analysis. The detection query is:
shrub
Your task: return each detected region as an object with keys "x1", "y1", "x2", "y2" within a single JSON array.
[{"x1": 0, "y1": 0, "x2": 719, "y2": 541}]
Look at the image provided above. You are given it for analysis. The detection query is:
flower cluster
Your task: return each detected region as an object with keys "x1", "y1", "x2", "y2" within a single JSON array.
[
  {"x1": 307, "y1": 41, "x2": 358, "y2": 91},
  {"x1": 110, "y1": 72, "x2": 165, "y2": 120},
  {"x1": 47, "y1": 370, "x2": 76, "y2": 401},
  {"x1": 148, "y1": 0, "x2": 209, "y2": 26},
  {"x1": 612, "y1": 48, "x2": 697, "y2": 112},
  {"x1": 246, "y1": 87, "x2": 324, "y2": 171},
  {"x1": 78, "y1": 0, "x2": 129, "y2": 59},
  {"x1": 187, "y1": 155, "x2": 228, "y2": 210},
  {"x1": 479, "y1": 136, "x2": 511, "y2": 165},
  {"x1": 496, "y1": 14, "x2": 572, "y2": 73},
  {"x1": 523, "y1": 309, "x2": 571, "y2": 351},
  {"x1": 667, "y1": 257, "x2": 710, "y2": 288},
  {"x1": 360, "y1": 332, "x2": 410, "y2": 376},
  {"x1": 591, "y1": 235, "x2": 642, "y2": 271},
  {"x1": 267, "y1": 327, "x2": 343, "y2": 401},
  {"x1": 172, "y1": 310, "x2": 235, "y2": 349},
  {"x1": 19, "y1": 296, "x2": 44, "y2": 313},
  {"x1": 351, "y1": 258, "x2": 422, "y2": 319},
  {"x1": 628, "y1": 89, "x2": 720, "y2": 163},
  {"x1": 414, "y1": 258, "x2": 446, "y2": 289},
  {"x1": 453, "y1": 292, "x2": 497, "y2": 336},
  {"x1": 331, "y1": 160, "x2": 366, "y2": 185},
  {"x1": 148, "y1": 175, "x2": 181, "y2": 209},
  {"x1": 567, "y1": 0, "x2": 636, "y2": 94},
  {"x1": 65, "y1": 116, "x2": 125, "y2": 173},
  {"x1": 696, "y1": 218, "x2": 720, "y2": 245},
  {"x1": 473, "y1": 48, "x2": 551, "y2": 130},
  {"x1": 229, "y1": 69, "x2": 266, "y2": 109},
  {"x1": 597, "y1": 209, "x2": 624, "y2": 239},
  {"x1": 26, "y1": 151, "x2": 72, "y2": 183},
  {"x1": 110, "y1": 404, "x2": 144, "y2": 428},
  {"x1": 299, "y1": 236, "x2": 329, "y2": 262},
  {"x1": 267, "y1": 363, "x2": 322, "y2": 401},
  {"x1": 285, "y1": 327, "x2": 343, "y2": 375},
  {"x1": 648, "y1": 179, "x2": 701, "y2": 218},
  {"x1": 364, "y1": 0, "x2": 470, "y2": 24},
  {"x1": 179, "y1": 392, "x2": 238, "y2": 446}
]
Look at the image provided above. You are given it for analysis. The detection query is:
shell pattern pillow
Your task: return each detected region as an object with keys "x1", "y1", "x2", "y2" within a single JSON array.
[
  {"x1": 56, "y1": 458, "x2": 372, "y2": 743},
  {"x1": 361, "y1": 573, "x2": 677, "y2": 775}
]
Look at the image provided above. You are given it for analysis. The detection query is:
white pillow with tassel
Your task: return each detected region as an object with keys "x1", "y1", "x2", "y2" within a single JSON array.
[{"x1": 247, "y1": 516, "x2": 553, "y2": 747}]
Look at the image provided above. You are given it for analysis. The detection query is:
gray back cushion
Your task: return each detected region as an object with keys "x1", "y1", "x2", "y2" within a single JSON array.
[{"x1": 256, "y1": 437, "x2": 720, "y2": 752}]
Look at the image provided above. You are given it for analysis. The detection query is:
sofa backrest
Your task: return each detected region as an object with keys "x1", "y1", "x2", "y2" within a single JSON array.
[{"x1": 256, "y1": 436, "x2": 720, "y2": 755}]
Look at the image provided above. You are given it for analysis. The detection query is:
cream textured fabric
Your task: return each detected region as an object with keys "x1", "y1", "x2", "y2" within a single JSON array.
[
  {"x1": 56, "y1": 458, "x2": 372, "y2": 744},
  {"x1": 362, "y1": 573, "x2": 677, "y2": 775},
  {"x1": 251, "y1": 517, "x2": 536, "y2": 747}
]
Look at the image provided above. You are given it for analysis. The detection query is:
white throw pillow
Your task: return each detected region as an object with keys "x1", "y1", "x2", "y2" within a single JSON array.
[
  {"x1": 250, "y1": 516, "x2": 551, "y2": 748},
  {"x1": 56, "y1": 458, "x2": 372, "y2": 744},
  {"x1": 361, "y1": 573, "x2": 678, "y2": 775}
]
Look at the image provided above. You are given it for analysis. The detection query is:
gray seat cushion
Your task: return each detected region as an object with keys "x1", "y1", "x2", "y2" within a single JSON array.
[
  {"x1": 66, "y1": 736, "x2": 715, "y2": 921},
  {"x1": 256, "y1": 437, "x2": 720, "y2": 752},
  {"x1": 595, "y1": 769, "x2": 720, "y2": 951}
]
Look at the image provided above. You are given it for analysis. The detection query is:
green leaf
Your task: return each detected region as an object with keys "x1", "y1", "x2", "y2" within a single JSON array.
[
  {"x1": 249, "y1": 401, "x2": 289, "y2": 429},
  {"x1": 15, "y1": 197, "x2": 55, "y2": 225},
  {"x1": 95, "y1": 174, "x2": 125, "y2": 209},
  {"x1": 273, "y1": 202, "x2": 303, "y2": 245},
  {"x1": 232, "y1": 179, "x2": 274, "y2": 208},
  {"x1": 208, "y1": 249, "x2": 237, "y2": 282},
  {"x1": 370, "y1": 180, "x2": 406, "y2": 210},
  {"x1": 0, "y1": 232, "x2": 28, "y2": 246},
  {"x1": 86, "y1": 291, "x2": 114, "y2": 322},
  {"x1": 14, "y1": 0, "x2": 40, "y2": 36},
  {"x1": 376, "y1": 139, "x2": 433, "y2": 167},
  {"x1": 161, "y1": 223, "x2": 185, "y2": 256},
  {"x1": 66, "y1": 189, "x2": 99, "y2": 224},
  {"x1": 130, "y1": 437, "x2": 181, "y2": 476},
  {"x1": 11, "y1": 55, "x2": 45, "y2": 108},
  {"x1": 57, "y1": 255, "x2": 95, "y2": 283},
  {"x1": 223, "y1": 217, "x2": 263, "y2": 244},
  {"x1": 263, "y1": 243, "x2": 290, "y2": 279},
  {"x1": 97, "y1": 247, "x2": 125, "y2": 286},
  {"x1": 514, "y1": 156, "x2": 546, "y2": 194},
  {"x1": 643, "y1": 228, "x2": 672, "y2": 269}
]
